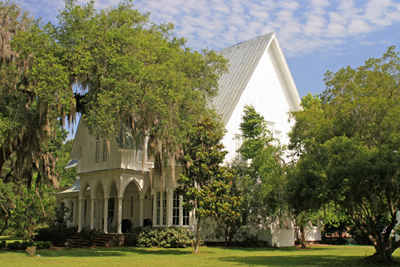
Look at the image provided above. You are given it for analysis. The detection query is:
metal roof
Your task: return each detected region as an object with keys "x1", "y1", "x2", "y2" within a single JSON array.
[
  {"x1": 65, "y1": 159, "x2": 78, "y2": 169},
  {"x1": 57, "y1": 179, "x2": 80, "y2": 194},
  {"x1": 211, "y1": 33, "x2": 274, "y2": 124}
]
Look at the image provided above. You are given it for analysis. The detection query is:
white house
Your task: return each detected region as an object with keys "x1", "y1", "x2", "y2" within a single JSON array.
[{"x1": 58, "y1": 33, "x2": 310, "y2": 247}]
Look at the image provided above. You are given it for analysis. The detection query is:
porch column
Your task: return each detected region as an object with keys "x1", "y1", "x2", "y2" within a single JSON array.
[
  {"x1": 179, "y1": 195, "x2": 183, "y2": 226},
  {"x1": 90, "y1": 197, "x2": 95, "y2": 230},
  {"x1": 117, "y1": 197, "x2": 123, "y2": 234},
  {"x1": 103, "y1": 197, "x2": 109, "y2": 233},
  {"x1": 139, "y1": 194, "x2": 144, "y2": 227},
  {"x1": 167, "y1": 189, "x2": 173, "y2": 226},
  {"x1": 78, "y1": 197, "x2": 83, "y2": 232}
]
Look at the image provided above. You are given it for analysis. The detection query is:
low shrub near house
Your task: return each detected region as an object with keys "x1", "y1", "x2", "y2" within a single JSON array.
[
  {"x1": 6, "y1": 241, "x2": 51, "y2": 250},
  {"x1": 137, "y1": 227, "x2": 192, "y2": 248},
  {"x1": 35, "y1": 226, "x2": 77, "y2": 246}
]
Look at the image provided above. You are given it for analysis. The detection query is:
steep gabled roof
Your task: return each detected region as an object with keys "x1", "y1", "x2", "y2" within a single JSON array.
[{"x1": 211, "y1": 33, "x2": 274, "y2": 124}]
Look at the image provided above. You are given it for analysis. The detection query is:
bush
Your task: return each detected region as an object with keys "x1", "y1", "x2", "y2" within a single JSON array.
[
  {"x1": 7, "y1": 240, "x2": 52, "y2": 250},
  {"x1": 34, "y1": 241, "x2": 52, "y2": 249},
  {"x1": 7, "y1": 241, "x2": 33, "y2": 250},
  {"x1": 348, "y1": 228, "x2": 372, "y2": 245},
  {"x1": 35, "y1": 226, "x2": 77, "y2": 246},
  {"x1": 79, "y1": 228, "x2": 101, "y2": 244},
  {"x1": 0, "y1": 241, "x2": 6, "y2": 249},
  {"x1": 137, "y1": 227, "x2": 192, "y2": 248}
]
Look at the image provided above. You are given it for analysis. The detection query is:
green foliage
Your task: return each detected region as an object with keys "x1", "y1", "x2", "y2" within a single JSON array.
[
  {"x1": 237, "y1": 105, "x2": 287, "y2": 224},
  {"x1": 289, "y1": 46, "x2": 400, "y2": 263},
  {"x1": 0, "y1": 2, "x2": 73, "y2": 187},
  {"x1": 55, "y1": 0, "x2": 227, "y2": 182},
  {"x1": 35, "y1": 226, "x2": 77, "y2": 246},
  {"x1": 178, "y1": 114, "x2": 238, "y2": 252},
  {"x1": 200, "y1": 169, "x2": 244, "y2": 246},
  {"x1": 136, "y1": 227, "x2": 192, "y2": 248},
  {"x1": 0, "y1": 0, "x2": 226, "y2": 242},
  {"x1": 6, "y1": 240, "x2": 51, "y2": 250},
  {"x1": 0, "y1": 179, "x2": 56, "y2": 240}
]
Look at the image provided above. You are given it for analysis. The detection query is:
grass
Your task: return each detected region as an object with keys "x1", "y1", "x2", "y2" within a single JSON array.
[{"x1": 1, "y1": 245, "x2": 400, "y2": 267}]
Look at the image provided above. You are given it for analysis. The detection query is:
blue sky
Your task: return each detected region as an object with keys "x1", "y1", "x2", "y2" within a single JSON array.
[{"x1": 14, "y1": 0, "x2": 400, "y2": 97}]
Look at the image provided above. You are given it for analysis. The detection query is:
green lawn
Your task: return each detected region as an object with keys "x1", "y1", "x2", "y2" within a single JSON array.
[{"x1": 1, "y1": 245, "x2": 400, "y2": 267}]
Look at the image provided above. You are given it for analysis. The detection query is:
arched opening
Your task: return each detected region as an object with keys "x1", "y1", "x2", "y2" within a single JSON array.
[
  {"x1": 94, "y1": 182, "x2": 104, "y2": 231},
  {"x1": 122, "y1": 180, "x2": 140, "y2": 232},
  {"x1": 108, "y1": 182, "x2": 118, "y2": 233}
]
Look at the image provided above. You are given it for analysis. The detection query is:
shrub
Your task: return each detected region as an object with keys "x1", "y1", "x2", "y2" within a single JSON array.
[
  {"x1": 7, "y1": 241, "x2": 33, "y2": 250},
  {"x1": 34, "y1": 241, "x2": 52, "y2": 249},
  {"x1": 0, "y1": 241, "x2": 6, "y2": 249},
  {"x1": 7, "y1": 240, "x2": 52, "y2": 250},
  {"x1": 35, "y1": 226, "x2": 77, "y2": 246},
  {"x1": 137, "y1": 227, "x2": 192, "y2": 248},
  {"x1": 79, "y1": 228, "x2": 101, "y2": 244}
]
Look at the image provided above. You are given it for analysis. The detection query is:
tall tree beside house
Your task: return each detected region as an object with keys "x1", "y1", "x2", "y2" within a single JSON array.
[
  {"x1": 289, "y1": 47, "x2": 400, "y2": 263},
  {"x1": 286, "y1": 155, "x2": 324, "y2": 248},
  {"x1": 238, "y1": 105, "x2": 287, "y2": 226},
  {"x1": 178, "y1": 114, "x2": 239, "y2": 253},
  {"x1": 55, "y1": 0, "x2": 227, "y2": 181},
  {"x1": 0, "y1": 1, "x2": 74, "y2": 188},
  {"x1": 0, "y1": 0, "x2": 226, "y2": 188}
]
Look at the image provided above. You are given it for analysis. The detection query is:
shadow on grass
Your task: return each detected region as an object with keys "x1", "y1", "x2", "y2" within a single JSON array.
[
  {"x1": 218, "y1": 246, "x2": 333, "y2": 252},
  {"x1": 37, "y1": 247, "x2": 192, "y2": 257},
  {"x1": 219, "y1": 254, "x2": 400, "y2": 267}
]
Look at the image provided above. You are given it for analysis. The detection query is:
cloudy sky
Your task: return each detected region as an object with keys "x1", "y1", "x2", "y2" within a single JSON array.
[{"x1": 14, "y1": 0, "x2": 400, "y2": 97}]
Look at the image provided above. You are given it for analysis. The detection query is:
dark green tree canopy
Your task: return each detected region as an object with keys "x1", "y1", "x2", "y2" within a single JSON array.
[{"x1": 289, "y1": 46, "x2": 400, "y2": 263}]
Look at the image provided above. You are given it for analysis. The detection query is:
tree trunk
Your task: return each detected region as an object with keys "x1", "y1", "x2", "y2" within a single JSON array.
[
  {"x1": 367, "y1": 232, "x2": 398, "y2": 264},
  {"x1": 299, "y1": 225, "x2": 307, "y2": 248},
  {"x1": 369, "y1": 247, "x2": 394, "y2": 264},
  {"x1": 193, "y1": 216, "x2": 201, "y2": 254},
  {"x1": 224, "y1": 225, "x2": 232, "y2": 247}
]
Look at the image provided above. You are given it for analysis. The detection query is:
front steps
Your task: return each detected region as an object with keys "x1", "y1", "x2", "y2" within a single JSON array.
[{"x1": 66, "y1": 233, "x2": 125, "y2": 248}]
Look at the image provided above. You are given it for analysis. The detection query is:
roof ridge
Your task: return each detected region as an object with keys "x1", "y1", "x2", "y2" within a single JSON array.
[{"x1": 220, "y1": 32, "x2": 275, "y2": 53}]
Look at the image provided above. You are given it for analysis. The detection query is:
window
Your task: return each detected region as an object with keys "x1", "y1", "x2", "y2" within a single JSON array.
[
  {"x1": 183, "y1": 206, "x2": 189, "y2": 226},
  {"x1": 102, "y1": 140, "x2": 109, "y2": 161},
  {"x1": 156, "y1": 192, "x2": 161, "y2": 225},
  {"x1": 162, "y1": 192, "x2": 167, "y2": 225},
  {"x1": 95, "y1": 137, "x2": 101, "y2": 162},
  {"x1": 173, "y1": 191, "x2": 180, "y2": 225}
]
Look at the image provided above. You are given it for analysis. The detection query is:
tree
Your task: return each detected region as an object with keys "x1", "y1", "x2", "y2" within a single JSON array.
[
  {"x1": 289, "y1": 47, "x2": 400, "y2": 263},
  {"x1": 1, "y1": 0, "x2": 226, "y2": 188},
  {"x1": 203, "y1": 169, "x2": 244, "y2": 246},
  {"x1": 55, "y1": 0, "x2": 227, "y2": 182},
  {"x1": 178, "y1": 114, "x2": 234, "y2": 253},
  {"x1": 286, "y1": 158, "x2": 323, "y2": 248},
  {"x1": 238, "y1": 105, "x2": 287, "y2": 225},
  {"x1": 0, "y1": 1, "x2": 73, "y2": 188},
  {"x1": 0, "y1": 178, "x2": 56, "y2": 240}
]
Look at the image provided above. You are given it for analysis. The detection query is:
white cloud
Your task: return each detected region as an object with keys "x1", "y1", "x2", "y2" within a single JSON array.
[{"x1": 13, "y1": 0, "x2": 400, "y2": 57}]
